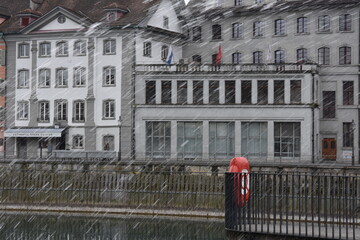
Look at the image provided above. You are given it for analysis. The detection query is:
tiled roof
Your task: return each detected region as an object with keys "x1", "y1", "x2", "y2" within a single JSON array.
[
  {"x1": 17, "y1": 8, "x2": 42, "y2": 16},
  {"x1": 0, "y1": 0, "x2": 162, "y2": 33}
]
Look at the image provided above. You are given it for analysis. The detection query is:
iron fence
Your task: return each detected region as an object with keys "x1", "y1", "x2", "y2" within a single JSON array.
[{"x1": 225, "y1": 172, "x2": 360, "y2": 239}]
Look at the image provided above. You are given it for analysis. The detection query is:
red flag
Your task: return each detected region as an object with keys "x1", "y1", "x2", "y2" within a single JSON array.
[{"x1": 216, "y1": 45, "x2": 222, "y2": 65}]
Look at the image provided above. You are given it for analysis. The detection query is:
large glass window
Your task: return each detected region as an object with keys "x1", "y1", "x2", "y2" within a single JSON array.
[
  {"x1": 18, "y1": 69, "x2": 29, "y2": 88},
  {"x1": 343, "y1": 122, "x2": 353, "y2": 147},
  {"x1": 253, "y1": 21, "x2": 264, "y2": 37},
  {"x1": 274, "y1": 122, "x2": 301, "y2": 157},
  {"x1": 253, "y1": 51, "x2": 263, "y2": 64},
  {"x1": 103, "y1": 39, "x2": 116, "y2": 55},
  {"x1": 290, "y1": 80, "x2": 301, "y2": 104},
  {"x1": 56, "y1": 68, "x2": 68, "y2": 87},
  {"x1": 232, "y1": 23, "x2": 243, "y2": 39},
  {"x1": 297, "y1": 17, "x2": 308, "y2": 33},
  {"x1": 192, "y1": 26, "x2": 202, "y2": 41},
  {"x1": 177, "y1": 81, "x2": 187, "y2": 105},
  {"x1": 274, "y1": 80, "x2": 285, "y2": 104},
  {"x1": 232, "y1": 52, "x2": 241, "y2": 64},
  {"x1": 146, "y1": 121, "x2": 171, "y2": 159},
  {"x1": 103, "y1": 100, "x2": 115, "y2": 119},
  {"x1": 234, "y1": 0, "x2": 243, "y2": 6},
  {"x1": 274, "y1": 50, "x2": 285, "y2": 64},
  {"x1": 225, "y1": 81, "x2": 235, "y2": 104},
  {"x1": 38, "y1": 101, "x2": 50, "y2": 122},
  {"x1": 39, "y1": 42, "x2": 51, "y2": 57},
  {"x1": 73, "y1": 135, "x2": 84, "y2": 149},
  {"x1": 339, "y1": 47, "x2": 351, "y2": 65},
  {"x1": 103, "y1": 135, "x2": 115, "y2": 151},
  {"x1": 212, "y1": 24, "x2": 222, "y2": 40},
  {"x1": 177, "y1": 122, "x2": 202, "y2": 159},
  {"x1": 343, "y1": 81, "x2": 354, "y2": 105},
  {"x1": 17, "y1": 101, "x2": 28, "y2": 120},
  {"x1": 103, "y1": 66, "x2": 115, "y2": 86},
  {"x1": 56, "y1": 41, "x2": 68, "y2": 56},
  {"x1": 161, "y1": 81, "x2": 172, "y2": 104},
  {"x1": 209, "y1": 122, "x2": 235, "y2": 159},
  {"x1": 274, "y1": 19, "x2": 285, "y2": 35},
  {"x1": 241, "y1": 80, "x2": 252, "y2": 104},
  {"x1": 74, "y1": 67, "x2": 86, "y2": 87},
  {"x1": 193, "y1": 81, "x2": 203, "y2": 104},
  {"x1": 161, "y1": 45, "x2": 169, "y2": 61},
  {"x1": 143, "y1": 42, "x2": 152, "y2": 57},
  {"x1": 318, "y1": 15, "x2": 330, "y2": 32},
  {"x1": 241, "y1": 122, "x2": 267, "y2": 158},
  {"x1": 74, "y1": 40, "x2": 86, "y2": 56},
  {"x1": 55, "y1": 100, "x2": 67, "y2": 121},
  {"x1": 339, "y1": 14, "x2": 352, "y2": 31},
  {"x1": 146, "y1": 81, "x2": 156, "y2": 104},
  {"x1": 39, "y1": 68, "x2": 50, "y2": 87},
  {"x1": 318, "y1": 47, "x2": 330, "y2": 65},
  {"x1": 257, "y1": 80, "x2": 268, "y2": 104},
  {"x1": 73, "y1": 100, "x2": 85, "y2": 122},
  {"x1": 18, "y1": 43, "x2": 29, "y2": 58},
  {"x1": 209, "y1": 81, "x2": 219, "y2": 104},
  {"x1": 322, "y1": 91, "x2": 336, "y2": 118},
  {"x1": 296, "y1": 48, "x2": 307, "y2": 63}
]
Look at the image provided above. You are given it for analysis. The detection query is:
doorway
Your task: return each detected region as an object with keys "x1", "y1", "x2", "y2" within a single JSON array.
[
  {"x1": 322, "y1": 138, "x2": 336, "y2": 160},
  {"x1": 17, "y1": 138, "x2": 27, "y2": 159}
]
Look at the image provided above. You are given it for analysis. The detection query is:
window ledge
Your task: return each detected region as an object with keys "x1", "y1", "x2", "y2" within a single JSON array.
[
  {"x1": 39, "y1": 86, "x2": 51, "y2": 88},
  {"x1": 272, "y1": 34, "x2": 287, "y2": 37},
  {"x1": 103, "y1": 53, "x2": 116, "y2": 56},
  {"x1": 338, "y1": 30, "x2": 354, "y2": 33},
  {"x1": 316, "y1": 31, "x2": 332, "y2": 34},
  {"x1": 18, "y1": 56, "x2": 30, "y2": 59},
  {"x1": 56, "y1": 55, "x2": 69, "y2": 57},
  {"x1": 102, "y1": 117, "x2": 116, "y2": 120},
  {"x1": 73, "y1": 54, "x2": 86, "y2": 57},
  {"x1": 320, "y1": 118, "x2": 338, "y2": 121},
  {"x1": 294, "y1": 32, "x2": 310, "y2": 36},
  {"x1": 73, "y1": 120, "x2": 85, "y2": 123},
  {"x1": 252, "y1": 36, "x2": 265, "y2": 39},
  {"x1": 55, "y1": 86, "x2": 68, "y2": 88},
  {"x1": 38, "y1": 55, "x2": 51, "y2": 58},
  {"x1": 230, "y1": 37, "x2": 244, "y2": 41},
  {"x1": 102, "y1": 84, "x2": 116, "y2": 87},
  {"x1": 17, "y1": 87, "x2": 30, "y2": 89},
  {"x1": 73, "y1": 85, "x2": 86, "y2": 88},
  {"x1": 17, "y1": 118, "x2": 28, "y2": 121},
  {"x1": 210, "y1": 39, "x2": 223, "y2": 42}
]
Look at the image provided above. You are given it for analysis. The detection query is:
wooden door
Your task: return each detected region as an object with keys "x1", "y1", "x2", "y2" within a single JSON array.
[{"x1": 322, "y1": 138, "x2": 336, "y2": 160}]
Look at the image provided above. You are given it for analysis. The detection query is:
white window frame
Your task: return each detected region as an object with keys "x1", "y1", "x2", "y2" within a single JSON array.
[
  {"x1": 38, "y1": 101, "x2": 50, "y2": 122},
  {"x1": 103, "y1": 66, "x2": 115, "y2": 86},
  {"x1": 103, "y1": 39, "x2": 116, "y2": 55},
  {"x1": 73, "y1": 100, "x2": 85, "y2": 122},
  {"x1": 103, "y1": 99, "x2": 115, "y2": 119},
  {"x1": 18, "y1": 69, "x2": 29, "y2": 88},
  {"x1": 18, "y1": 43, "x2": 29, "y2": 58},
  {"x1": 17, "y1": 101, "x2": 29, "y2": 120},
  {"x1": 55, "y1": 100, "x2": 67, "y2": 121},
  {"x1": 56, "y1": 41, "x2": 68, "y2": 56},
  {"x1": 39, "y1": 68, "x2": 50, "y2": 88},
  {"x1": 318, "y1": 15, "x2": 330, "y2": 32},
  {"x1": 73, "y1": 67, "x2": 86, "y2": 87},
  {"x1": 73, "y1": 135, "x2": 84, "y2": 149},
  {"x1": 73, "y1": 40, "x2": 86, "y2": 56},
  {"x1": 39, "y1": 42, "x2": 51, "y2": 57},
  {"x1": 56, "y1": 68, "x2": 68, "y2": 87}
]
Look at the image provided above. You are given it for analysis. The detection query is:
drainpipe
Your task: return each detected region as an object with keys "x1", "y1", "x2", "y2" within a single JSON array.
[
  {"x1": 311, "y1": 69, "x2": 316, "y2": 164},
  {"x1": 131, "y1": 30, "x2": 137, "y2": 160}
]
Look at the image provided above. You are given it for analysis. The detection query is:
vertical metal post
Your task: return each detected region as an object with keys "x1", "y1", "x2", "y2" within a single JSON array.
[{"x1": 352, "y1": 119, "x2": 355, "y2": 166}]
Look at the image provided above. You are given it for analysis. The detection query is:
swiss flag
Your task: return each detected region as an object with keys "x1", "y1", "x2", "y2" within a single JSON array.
[{"x1": 216, "y1": 45, "x2": 222, "y2": 64}]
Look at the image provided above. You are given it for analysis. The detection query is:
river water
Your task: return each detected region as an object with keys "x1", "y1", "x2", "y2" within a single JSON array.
[{"x1": 0, "y1": 213, "x2": 226, "y2": 239}]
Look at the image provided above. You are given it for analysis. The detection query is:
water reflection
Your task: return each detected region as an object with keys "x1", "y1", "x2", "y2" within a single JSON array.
[{"x1": 0, "y1": 213, "x2": 225, "y2": 239}]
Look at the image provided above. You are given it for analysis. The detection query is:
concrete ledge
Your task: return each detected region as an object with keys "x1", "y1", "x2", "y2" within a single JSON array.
[{"x1": 0, "y1": 204, "x2": 225, "y2": 219}]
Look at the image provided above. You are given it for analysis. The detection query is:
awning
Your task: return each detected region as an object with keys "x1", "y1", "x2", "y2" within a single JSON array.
[{"x1": 4, "y1": 128, "x2": 65, "y2": 138}]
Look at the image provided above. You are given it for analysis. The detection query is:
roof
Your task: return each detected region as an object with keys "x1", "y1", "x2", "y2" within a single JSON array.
[{"x1": 0, "y1": 0, "x2": 163, "y2": 33}]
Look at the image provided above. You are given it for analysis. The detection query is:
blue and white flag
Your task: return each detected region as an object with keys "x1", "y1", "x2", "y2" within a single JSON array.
[{"x1": 166, "y1": 47, "x2": 174, "y2": 65}]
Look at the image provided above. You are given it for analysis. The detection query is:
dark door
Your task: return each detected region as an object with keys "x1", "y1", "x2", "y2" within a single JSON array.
[
  {"x1": 17, "y1": 138, "x2": 27, "y2": 159},
  {"x1": 322, "y1": 138, "x2": 336, "y2": 160}
]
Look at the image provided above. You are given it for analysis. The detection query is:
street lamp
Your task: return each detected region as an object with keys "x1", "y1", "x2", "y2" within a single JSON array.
[
  {"x1": 118, "y1": 116, "x2": 122, "y2": 161},
  {"x1": 352, "y1": 119, "x2": 355, "y2": 166}
]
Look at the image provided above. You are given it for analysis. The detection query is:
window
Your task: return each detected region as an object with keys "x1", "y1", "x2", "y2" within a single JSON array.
[
  {"x1": 74, "y1": 40, "x2": 86, "y2": 56},
  {"x1": 255, "y1": 0, "x2": 264, "y2": 3},
  {"x1": 241, "y1": 80, "x2": 252, "y2": 104},
  {"x1": 209, "y1": 122, "x2": 235, "y2": 159},
  {"x1": 74, "y1": 67, "x2": 86, "y2": 87},
  {"x1": 322, "y1": 91, "x2": 336, "y2": 118},
  {"x1": 212, "y1": 24, "x2": 222, "y2": 40},
  {"x1": 241, "y1": 122, "x2": 267, "y2": 158},
  {"x1": 253, "y1": 21, "x2": 264, "y2": 37},
  {"x1": 20, "y1": 17, "x2": 30, "y2": 27},
  {"x1": 232, "y1": 23, "x2": 243, "y2": 39},
  {"x1": 296, "y1": 48, "x2": 307, "y2": 63},
  {"x1": 146, "y1": 81, "x2": 156, "y2": 104},
  {"x1": 55, "y1": 100, "x2": 67, "y2": 121},
  {"x1": 274, "y1": 50, "x2": 285, "y2": 64},
  {"x1": 73, "y1": 100, "x2": 85, "y2": 122},
  {"x1": 39, "y1": 42, "x2": 51, "y2": 57},
  {"x1": 146, "y1": 121, "x2": 171, "y2": 158},
  {"x1": 0, "y1": 49, "x2": 5, "y2": 66},
  {"x1": 73, "y1": 135, "x2": 84, "y2": 149},
  {"x1": 339, "y1": 14, "x2": 352, "y2": 31},
  {"x1": 193, "y1": 81, "x2": 203, "y2": 104},
  {"x1": 318, "y1": 47, "x2": 330, "y2": 65},
  {"x1": 18, "y1": 43, "x2": 29, "y2": 58},
  {"x1": 290, "y1": 80, "x2": 301, "y2": 104},
  {"x1": 103, "y1": 100, "x2": 115, "y2": 119},
  {"x1": 253, "y1": 51, "x2": 263, "y2": 64},
  {"x1": 343, "y1": 81, "x2": 354, "y2": 105},
  {"x1": 343, "y1": 123, "x2": 353, "y2": 147},
  {"x1": 234, "y1": 0, "x2": 243, "y2": 5},
  {"x1": 257, "y1": 80, "x2": 268, "y2": 104},
  {"x1": 212, "y1": 54, "x2": 218, "y2": 65},
  {"x1": 56, "y1": 68, "x2": 68, "y2": 87},
  {"x1": 17, "y1": 101, "x2": 28, "y2": 120},
  {"x1": 161, "y1": 45, "x2": 169, "y2": 61},
  {"x1": 103, "y1": 66, "x2": 115, "y2": 86},
  {"x1": 163, "y1": 16, "x2": 169, "y2": 29},
  {"x1": 339, "y1": 47, "x2": 351, "y2": 65},
  {"x1": 274, "y1": 122, "x2": 301, "y2": 157},
  {"x1": 318, "y1": 15, "x2": 330, "y2": 32},
  {"x1": 192, "y1": 55, "x2": 202, "y2": 64},
  {"x1": 18, "y1": 69, "x2": 29, "y2": 88},
  {"x1": 103, "y1": 135, "x2": 115, "y2": 151},
  {"x1": 192, "y1": 26, "x2": 202, "y2": 41},
  {"x1": 274, "y1": 19, "x2": 285, "y2": 35},
  {"x1": 297, "y1": 17, "x2": 308, "y2": 33},
  {"x1": 38, "y1": 101, "x2": 50, "y2": 122},
  {"x1": 209, "y1": 81, "x2": 219, "y2": 104},
  {"x1": 274, "y1": 80, "x2": 285, "y2": 104},
  {"x1": 56, "y1": 41, "x2": 68, "y2": 56},
  {"x1": 39, "y1": 68, "x2": 50, "y2": 88},
  {"x1": 177, "y1": 122, "x2": 202, "y2": 159},
  {"x1": 232, "y1": 52, "x2": 241, "y2": 64},
  {"x1": 103, "y1": 39, "x2": 116, "y2": 55},
  {"x1": 107, "y1": 12, "x2": 117, "y2": 22},
  {"x1": 177, "y1": 81, "x2": 187, "y2": 105},
  {"x1": 57, "y1": 16, "x2": 66, "y2": 24},
  {"x1": 143, "y1": 42, "x2": 152, "y2": 57},
  {"x1": 161, "y1": 81, "x2": 172, "y2": 104},
  {"x1": 225, "y1": 81, "x2": 235, "y2": 104}
]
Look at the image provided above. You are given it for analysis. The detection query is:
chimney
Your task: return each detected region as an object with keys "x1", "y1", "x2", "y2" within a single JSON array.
[{"x1": 30, "y1": 0, "x2": 44, "y2": 10}]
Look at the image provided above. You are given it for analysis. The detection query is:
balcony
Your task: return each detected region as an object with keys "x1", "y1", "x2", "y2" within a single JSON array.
[{"x1": 136, "y1": 63, "x2": 318, "y2": 74}]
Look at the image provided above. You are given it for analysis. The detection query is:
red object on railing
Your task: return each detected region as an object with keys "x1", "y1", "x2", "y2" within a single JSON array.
[{"x1": 229, "y1": 157, "x2": 250, "y2": 207}]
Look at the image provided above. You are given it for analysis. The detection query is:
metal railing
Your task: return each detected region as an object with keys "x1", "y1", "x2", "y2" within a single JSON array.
[{"x1": 225, "y1": 172, "x2": 360, "y2": 239}]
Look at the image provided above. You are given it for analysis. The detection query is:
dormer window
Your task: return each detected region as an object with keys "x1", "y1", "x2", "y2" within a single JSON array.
[
  {"x1": 20, "y1": 17, "x2": 30, "y2": 27},
  {"x1": 163, "y1": 16, "x2": 169, "y2": 29},
  {"x1": 17, "y1": 9, "x2": 41, "y2": 27},
  {"x1": 103, "y1": 3, "x2": 129, "y2": 23},
  {"x1": 107, "y1": 12, "x2": 117, "y2": 22}
]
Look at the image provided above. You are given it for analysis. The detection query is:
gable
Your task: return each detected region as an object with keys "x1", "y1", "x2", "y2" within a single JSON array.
[
  {"x1": 35, "y1": 15, "x2": 85, "y2": 33},
  {"x1": 147, "y1": 0, "x2": 182, "y2": 33}
]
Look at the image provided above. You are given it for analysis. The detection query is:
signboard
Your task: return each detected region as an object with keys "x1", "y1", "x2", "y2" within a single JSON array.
[
  {"x1": 343, "y1": 150, "x2": 352, "y2": 159},
  {"x1": 4, "y1": 128, "x2": 64, "y2": 138},
  {"x1": 4, "y1": 132, "x2": 62, "y2": 138}
]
